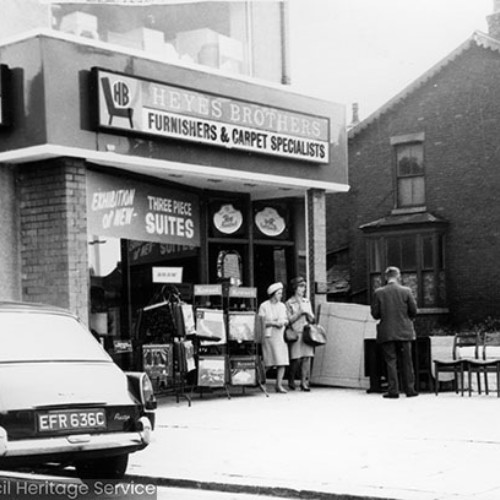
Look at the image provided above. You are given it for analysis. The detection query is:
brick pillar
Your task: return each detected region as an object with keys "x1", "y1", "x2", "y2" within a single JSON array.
[
  {"x1": 18, "y1": 158, "x2": 89, "y2": 320},
  {"x1": 0, "y1": 165, "x2": 21, "y2": 300},
  {"x1": 306, "y1": 189, "x2": 327, "y2": 313}
]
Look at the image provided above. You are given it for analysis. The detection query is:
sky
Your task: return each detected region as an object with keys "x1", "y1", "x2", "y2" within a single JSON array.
[{"x1": 289, "y1": 0, "x2": 492, "y2": 122}]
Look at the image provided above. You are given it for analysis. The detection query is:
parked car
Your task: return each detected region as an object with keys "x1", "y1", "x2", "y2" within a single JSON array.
[{"x1": 0, "y1": 302, "x2": 156, "y2": 479}]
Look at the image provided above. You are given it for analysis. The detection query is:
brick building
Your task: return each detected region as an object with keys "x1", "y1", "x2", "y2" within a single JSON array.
[
  {"x1": 0, "y1": 1, "x2": 347, "y2": 370},
  {"x1": 327, "y1": 6, "x2": 500, "y2": 332}
]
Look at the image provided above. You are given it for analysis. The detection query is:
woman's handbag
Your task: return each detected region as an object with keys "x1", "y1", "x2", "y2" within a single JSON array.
[
  {"x1": 284, "y1": 327, "x2": 299, "y2": 343},
  {"x1": 303, "y1": 323, "x2": 327, "y2": 346}
]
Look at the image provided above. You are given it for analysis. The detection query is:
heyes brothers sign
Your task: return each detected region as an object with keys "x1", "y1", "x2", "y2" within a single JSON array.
[{"x1": 92, "y1": 68, "x2": 330, "y2": 164}]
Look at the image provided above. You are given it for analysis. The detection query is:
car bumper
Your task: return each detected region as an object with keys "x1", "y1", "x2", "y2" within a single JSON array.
[{"x1": 0, "y1": 416, "x2": 152, "y2": 458}]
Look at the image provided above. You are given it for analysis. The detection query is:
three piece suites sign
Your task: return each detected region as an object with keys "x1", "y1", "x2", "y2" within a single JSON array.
[
  {"x1": 92, "y1": 68, "x2": 330, "y2": 164},
  {"x1": 87, "y1": 170, "x2": 200, "y2": 246}
]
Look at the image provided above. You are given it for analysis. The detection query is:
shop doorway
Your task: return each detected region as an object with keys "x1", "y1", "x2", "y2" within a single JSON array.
[
  {"x1": 253, "y1": 244, "x2": 296, "y2": 305},
  {"x1": 128, "y1": 242, "x2": 200, "y2": 361}
]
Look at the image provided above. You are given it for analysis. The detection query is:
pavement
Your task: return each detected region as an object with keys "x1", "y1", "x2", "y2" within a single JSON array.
[{"x1": 127, "y1": 384, "x2": 500, "y2": 500}]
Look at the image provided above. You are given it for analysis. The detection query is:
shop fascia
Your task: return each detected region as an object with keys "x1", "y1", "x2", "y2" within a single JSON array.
[{"x1": 92, "y1": 67, "x2": 330, "y2": 164}]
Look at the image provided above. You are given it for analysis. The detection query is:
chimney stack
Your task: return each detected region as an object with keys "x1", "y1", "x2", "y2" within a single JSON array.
[
  {"x1": 350, "y1": 103, "x2": 360, "y2": 127},
  {"x1": 487, "y1": 0, "x2": 500, "y2": 39}
]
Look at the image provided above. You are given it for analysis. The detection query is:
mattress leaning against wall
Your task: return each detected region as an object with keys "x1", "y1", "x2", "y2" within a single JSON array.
[{"x1": 311, "y1": 302, "x2": 377, "y2": 389}]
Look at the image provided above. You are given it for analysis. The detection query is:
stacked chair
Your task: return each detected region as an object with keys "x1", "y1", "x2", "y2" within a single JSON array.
[
  {"x1": 467, "y1": 332, "x2": 500, "y2": 397},
  {"x1": 433, "y1": 331, "x2": 480, "y2": 396}
]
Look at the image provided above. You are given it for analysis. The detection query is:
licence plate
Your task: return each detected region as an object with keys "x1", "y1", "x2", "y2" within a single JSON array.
[{"x1": 38, "y1": 409, "x2": 107, "y2": 432}]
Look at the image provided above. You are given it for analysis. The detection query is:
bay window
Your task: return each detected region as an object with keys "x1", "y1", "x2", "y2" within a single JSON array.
[{"x1": 368, "y1": 232, "x2": 446, "y2": 309}]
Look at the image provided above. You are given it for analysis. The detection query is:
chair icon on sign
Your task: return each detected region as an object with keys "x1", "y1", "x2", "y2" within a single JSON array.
[{"x1": 101, "y1": 77, "x2": 134, "y2": 129}]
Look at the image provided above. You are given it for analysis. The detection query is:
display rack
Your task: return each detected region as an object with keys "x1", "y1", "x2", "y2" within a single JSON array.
[
  {"x1": 193, "y1": 284, "x2": 230, "y2": 399},
  {"x1": 226, "y1": 286, "x2": 268, "y2": 397}
]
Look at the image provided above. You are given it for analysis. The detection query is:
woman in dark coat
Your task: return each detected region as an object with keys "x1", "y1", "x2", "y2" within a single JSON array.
[{"x1": 285, "y1": 276, "x2": 315, "y2": 391}]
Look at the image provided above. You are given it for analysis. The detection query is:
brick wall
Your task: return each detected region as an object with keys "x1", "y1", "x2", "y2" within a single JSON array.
[
  {"x1": 487, "y1": 11, "x2": 500, "y2": 40},
  {"x1": 327, "y1": 44, "x2": 500, "y2": 328},
  {"x1": 0, "y1": 165, "x2": 21, "y2": 299},
  {"x1": 18, "y1": 158, "x2": 89, "y2": 320}
]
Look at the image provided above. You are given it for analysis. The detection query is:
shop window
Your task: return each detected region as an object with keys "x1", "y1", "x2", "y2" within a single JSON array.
[
  {"x1": 207, "y1": 196, "x2": 250, "y2": 288},
  {"x1": 88, "y1": 236, "x2": 122, "y2": 339},
  {"x1": 395, "y1": 143, "x2": 425, "y2": 208},
  {"x1": 49, "y1": 2, "x2": 281, "y2": 81},
  {"x1": 208, "y1": 243, "x2": 247, "y2": 286},
  {"x1": 368, "y1": 232, "x2": 446, "y2": 308},
  {"x1": 369, "y1": 239, "x2": 382, "y2": 273},
  {"x1": 88, "y1": 235, "x2": 201, "y2": 370},
  {"x1": 128, "y1": 240, "x2": 200, "y2": 327},
  {"x1": 368, "y1": 238, "x2": 383, "y2": 299}
]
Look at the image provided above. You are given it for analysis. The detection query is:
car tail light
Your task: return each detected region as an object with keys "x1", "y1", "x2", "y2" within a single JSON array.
[
  {"x1": 126, "y1": 372, "x2": 157, "y2": 410},
  {"x1": 0, "y1": 427, "x2": 7, "y2": 456},
  {"x1": 141, "y1": 374, "x2": 157, "y2": 410}
]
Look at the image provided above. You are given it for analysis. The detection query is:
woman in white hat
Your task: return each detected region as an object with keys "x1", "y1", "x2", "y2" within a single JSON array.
[{"x1": 258, "y1": 282, "x2": 290, "y2": 393}]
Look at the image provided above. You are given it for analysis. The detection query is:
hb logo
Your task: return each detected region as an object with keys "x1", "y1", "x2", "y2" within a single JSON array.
[
  {"x1": 112, "y1": 80, "x2": 130, "y2": 107},
  {"x1": 101, "y1": 76, "x2": 134, "y2": 129}
]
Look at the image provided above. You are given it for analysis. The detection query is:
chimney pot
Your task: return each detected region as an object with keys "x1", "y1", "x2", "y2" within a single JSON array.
[{"x1": 351, "y1": 103, "x2": 360, "y2": 126}]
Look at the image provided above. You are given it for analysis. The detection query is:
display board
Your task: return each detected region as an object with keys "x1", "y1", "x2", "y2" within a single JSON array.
[{"x1": 311, "y1": 302, "x2": 376, "y2": 389}]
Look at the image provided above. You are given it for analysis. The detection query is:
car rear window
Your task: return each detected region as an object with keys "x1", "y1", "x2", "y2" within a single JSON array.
[{"x1": 0, "y1": 312, "x2": 111, "y2": 362}]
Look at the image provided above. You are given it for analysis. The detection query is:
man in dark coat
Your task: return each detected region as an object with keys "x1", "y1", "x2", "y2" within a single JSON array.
[{"x1": 371, "y1": 266, "x2": 418, "y2": 399}]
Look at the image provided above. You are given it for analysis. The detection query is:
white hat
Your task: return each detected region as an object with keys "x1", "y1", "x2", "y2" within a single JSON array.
[{"x1": 267, "y1": 282, "x2": 283, "y2": 296}]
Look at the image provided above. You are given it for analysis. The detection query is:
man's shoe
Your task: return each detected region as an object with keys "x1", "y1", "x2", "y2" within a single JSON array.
[
  {"x1": 406, "y1": 392, "x2": 419, "y2": 398},
  {"x1": 288, "y1": 383, "x2": 296, "y2": 391},
  {"x1": 382, "y1": 393, "x2": 399, "y2": 399}
]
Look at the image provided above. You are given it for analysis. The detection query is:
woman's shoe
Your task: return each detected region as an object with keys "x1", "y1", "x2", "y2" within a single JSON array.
[
  {"x1": 275, "y1": 386, "x2": 288, "y2": 393},
  {"x1": 300, "y1": 384, "x2": 311, "y2": 392}
]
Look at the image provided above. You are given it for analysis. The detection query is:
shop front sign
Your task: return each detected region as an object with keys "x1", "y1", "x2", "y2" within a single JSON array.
[
  {"x1": 92, "y1": 68, "x2": 330, "y2": 163},
  {"x1": 213, "y1": 204, "x2": 243, "y2": 235},
  {"x1": 152, "y1": 267, "x2": 183, "y2": 283},
  {"x1": 128, "y1": 241, "x2": 198, "y2": 266},
  {"x1": 254, "y1": 207, "x2": 286, "y2": 237},
  {"x1": 87, "y1": 170, "x2": 200, "y2": 246},
  {"x1": 113, "y1": 339, "x2": 133, "y2": 354}
]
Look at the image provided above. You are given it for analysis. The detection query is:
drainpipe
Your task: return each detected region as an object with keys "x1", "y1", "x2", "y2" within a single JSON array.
[{"x1": 280, "y1": 0, "x2": 291, "y2": 85}]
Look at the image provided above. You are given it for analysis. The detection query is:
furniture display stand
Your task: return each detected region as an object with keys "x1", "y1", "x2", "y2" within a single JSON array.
[
  {"x1": 226, "y1": 286, "x2": 268, "y2": 397},
  {"x1": 192, "y1": 284, "x2": 268, "y2": 399},
  {"x1": 193, "y1": 284, "x2": 231, "y2": 399}
]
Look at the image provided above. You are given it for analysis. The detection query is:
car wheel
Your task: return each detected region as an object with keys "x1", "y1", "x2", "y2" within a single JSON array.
[{"x1": 75, "y1": 453, "x2": 129, "y2": 479}]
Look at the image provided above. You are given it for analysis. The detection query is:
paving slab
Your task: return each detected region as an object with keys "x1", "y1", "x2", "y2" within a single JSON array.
[{"x1": 128, "y1": 386, "x2": 500, "y2": 500}]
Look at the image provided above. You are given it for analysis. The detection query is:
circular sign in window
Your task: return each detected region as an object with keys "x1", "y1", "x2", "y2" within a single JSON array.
[
  {"x1": 213, "y1": 204, "x2": 243, "y2": 235},
  {"x1": 254, "y1": 207, "x2": 286, "y2": 237}
]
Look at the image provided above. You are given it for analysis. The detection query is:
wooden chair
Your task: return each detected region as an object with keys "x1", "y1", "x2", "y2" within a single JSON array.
[
  {"x1": 414, "y1": 336, "x2": 433, "y2": 392},
  {"x1": 433, "y1": 332, "x2": 479, "y2": 396},
  {"x1": 468, "y1": 332, "x2": 500, "y2": 397}
]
